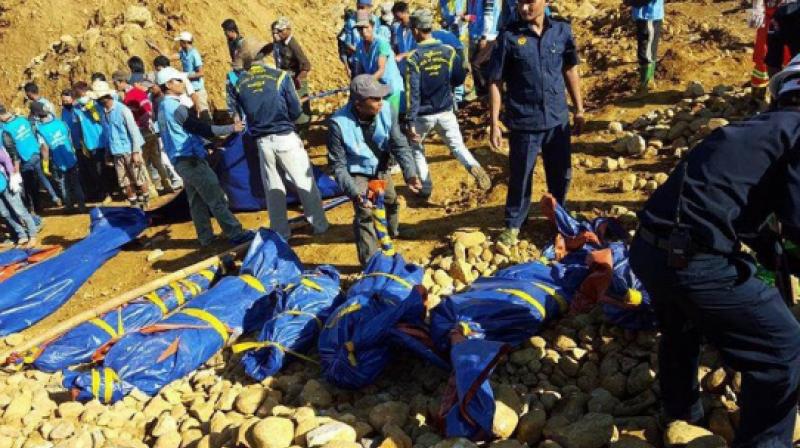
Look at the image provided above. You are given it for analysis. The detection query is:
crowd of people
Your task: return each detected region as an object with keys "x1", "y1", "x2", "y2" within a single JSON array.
[{"x1": 2, "y1": 0, "x2": 800, "y2": 446}]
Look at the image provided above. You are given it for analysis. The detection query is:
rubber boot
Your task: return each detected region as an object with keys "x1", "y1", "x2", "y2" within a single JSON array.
[{"x1": 635, "y1": 63, "x2": 656, "y2": 97}]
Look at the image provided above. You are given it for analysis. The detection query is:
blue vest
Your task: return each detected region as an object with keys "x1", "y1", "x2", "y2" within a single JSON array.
[
  {"x1": 37, "y1": 119, "x2": 77, "y2": 171},
  {"x1": 75, "y1": 103, "x2": 106, "y2": 151},
  {"x1": 102, "y1": 102, "x2": 139, "y2": 156},
  {"x1": 393, "y1": 23, "x2": 417, "y2": 54},
  {"x1": 61, "y1": 107, "x2": 83, "y2": 148},
  {"x1": 468, "y1": 0, "x2": 502, "y2": 41},
  {"x1": 158, "y1": 95, "x2": 207, "y2": 163},
  {"x1": 330, "y1": 101, "x2": 393, "y2": 176},
  {"x1": 3, "y1": 116, "x2": 40, "y2": 162},
  {"x1": 356, "y1": 38, "x2": 404, "y2": 96}
]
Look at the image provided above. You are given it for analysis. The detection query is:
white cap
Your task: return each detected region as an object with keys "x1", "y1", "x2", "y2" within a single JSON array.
[
  {"x1": 89, "y1": 80, "x2": 115, "y2": 100},
  {"x1": 156, "y1": 67, "x2": 183, "y2": 86},
  {"x1": 174, "y1": 31, "x2": 193, "y2": 42},
  {"x1": 769, "y1": 54, "x2": 800, "y2": 98}
]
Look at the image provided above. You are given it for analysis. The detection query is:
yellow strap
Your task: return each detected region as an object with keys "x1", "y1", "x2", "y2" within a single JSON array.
[
  {"x1": 239, "y1": 274, "x2": 266, "y2": 294},
  {"x1": 458, "y1": 321, "x2": 473, "y2": 337},
  {"x1": 498, "y1": 288, "x2": 547, "y2": 318},
  {"x1": 170, "y1": 282, "x2": 185, "y2": 306},
  {"x1": 300, "y1": 277, "x2": 324, "y2": 291},
  {"x1": 91, "y1": 369, "x2": 100, "y2": 401},
  {"x1": 179, "y1": 279, "x2": 202, "y2": 296},
  {"x1": 198, "y1": 269, "x2": 215, "y2": 281},
  {"x1": 284, "y1": 310, "x2": 323, "y2": 328},
  {"x1": 103, "y1": 368, "x2": 118, "y2": 404},
  {"x1": 324, "y1": 303, "x2": 362, "y2": 329},
  {"x1": 533, "y1": 282, "x2": 568, "y2": 313},
  {"x1": 144, "y1": 291, "x2": 169, "y2": 315},
  {"x1": 89, "y1": 318, "x2": 118, "y2": 339},
  {"x1": 364, "y1": 273, "x2": 412, "y2": 289},
  {"x1": 345, "y1": 341, "x2": 358, "y2": 367},
  {"x1": 626, "y1": 288, "x2": 643, "y2": 306},
  {"x1": 374, "y1": 208, "x2": 387, "y2": 220},
  {"x1": 231, "y1": 340, "x2": 319, "y2": 364},
  {"x1": 23, "y1": 346, "x2": 42, "y2": 364},
  {"x1": 448, "y1": 50, "x2": 456, "y2": 71},
  {"x1": 181, "y1": 308, "x2": 229, "y2": 341}
]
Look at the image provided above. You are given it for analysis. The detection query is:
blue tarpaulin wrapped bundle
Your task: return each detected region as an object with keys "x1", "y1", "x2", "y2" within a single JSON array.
[
  {"x1": 26, "y1": 265, "x2": 221, "y2": 373},
  {"x1": 63, "y1": 229, "x2": 303, "y2": 403},
  {"x1": 429, "y1": 262, "x2": 571, "y2": 439},
  {"x1": 0, "y1": 207, "x2": 147, "y2": 337},
  {"x1": 539, "y1": 194, "x2": 657, "y2": 330},
  {"x1": 318, "y1": 180, "x2": 429, "y2": 389},
  {"x1": 234, "y1": 265, "x2": 342, "y2": 381},
  {"x1": 0, "y1": 246, "x2": 61, "y2": 281}
]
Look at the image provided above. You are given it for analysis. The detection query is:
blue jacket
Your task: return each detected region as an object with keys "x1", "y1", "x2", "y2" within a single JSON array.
[
  {"x1": 487, "y1": 18, "x2": 579, "y2": 131},
  {"x1": 405, "y1": 39, "x2": 467, "y2": 122},
  {"x1": 632, "y1": 0, "x2": 664, "y2": 21},
  {"x1": 468, "y1": 0, "x2": 502, "y2": 41},
  {"x1": 235, "y1": 63, "x2": 300, "y2": 137},
  {"x1": 329, "y1": 101, "x2": 394, "y2": 176},
  {"x1": 36, "y1": 118, "x2": 77, "y2": 171},
  {"x1": 101, "y1": 101, "x2": 144, "y2": 156},
  {"x1": 392, "y1": 23, "x2": 417, "y2": 55},
  {"x1": 2, "y1": 116, "x2": 40, "y2": 162},
  {"x1": 356, "y1": 37, "x2": 405, "y2": 97},
  {"x1": 158, "y1": 95, "x2": 207, "y2": 163},
  {"x1": 61, "y1": 106, "x2": 83, "y2": 149}
]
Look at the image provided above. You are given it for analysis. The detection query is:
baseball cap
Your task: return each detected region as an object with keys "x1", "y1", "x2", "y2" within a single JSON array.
[
  {"x1": 350, "y1": 74, "x2": 390, "y2": 100},
  {"x1": 155, "y1": 67, "x2": 183, "y2": 86},
  {"x1": 410, "y1": 8, "x2": 434, "y2": 29},
  {"x1": 174, "y1": 31, "x2": 193, "y2": 42},
  {"x1": 770, "y1": 54, "x2": 800, "y2": 99},
  {"x1": 354, "y1": 10, "x2": 373, "y2": 28},
  {"x1": 129, "y1": 72, "x2": 154, "y2": 88},
  {"x1": 357, "y1": 0, "x2": 373, "y2": 6},
  {"x1": 29, "y1": 101, "x2": 48, "y2": 118},
  {"x1": 273, "y1": 17, "x2": 291, "y2": 32},
  {"x1": 111, "y1": 70, "x2": 130, "y2": 83}
]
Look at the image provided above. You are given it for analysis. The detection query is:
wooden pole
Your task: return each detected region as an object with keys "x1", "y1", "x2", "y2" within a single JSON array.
[{"x1": 1, "y1": 243, "x2": 250, "y2": 364}]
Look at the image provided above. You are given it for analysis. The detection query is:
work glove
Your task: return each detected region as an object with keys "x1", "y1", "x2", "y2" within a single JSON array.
[
  {"x1": 42, "y1": 159, "x2": 51, "y2": 177},
  {"x1": 748, "y1": 8, "x2": 765, "y2": 28},
  {"x1": 9, "y1": 173, "x2": 22, "y2": 194}
]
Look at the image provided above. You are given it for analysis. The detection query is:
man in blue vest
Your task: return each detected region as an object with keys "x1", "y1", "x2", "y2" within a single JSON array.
[
  {"x1": 354, "y1": 10, "x2": 406, "y2": 119},
  {"x1": 338, "y1": 8, "x2": 360, "y2": 78},
  {"x1": 487, "y1": 0, "x2": 585, "y2": 245},
  {"x1": 31, "y1": 102, "x2": 86, "y2": 213},
  {"x1": 0, "y1": 104, "x2": 61, "y2": 214},
  {"x1": 392, "y1": 2, "x2": 416, "y2": 63},
  {"x1": 327, "y1": 75, "x2": 422, "y2": 265},
  {"x1": 467, "y1": 0, "x2": 502, "y2": 98},
  {"x1": 404, "y1": 8, "x2": 490, "y2": 199},
  {"x1": 156, "y1": 66, "x2": 253, "y2": 247},
  {"x1": 92, "y1": 80, "x2": 148, "y2": 207},
  {"x1": 151, "y1": 32, "x2": 211, "y2": 123},
  {"x1": 24, "y1": 82, "x2": 56, "y2": 122},
  {"x1": 72, "y1": 81, "x2": 114, "y2": 203},
  {"x1": 357, "y1": 0, "x2": 392, "y2": 44},
  {"x1": 234, "y1": 37, "x2": 329, "y2": 240}
]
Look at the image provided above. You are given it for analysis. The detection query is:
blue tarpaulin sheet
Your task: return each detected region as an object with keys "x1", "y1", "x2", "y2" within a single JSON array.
[
  {"x1": 0, "y1": 248, "x2": 29, "y2": 269},
  {"x1": 29, "y1": 266, "x2": 220, "y2": 372},
  {"x1": 237, "y1": 265, "x2": 342, "y2": 381},
  {"x1": 63, "y1": 229, "x2": 303, "y2": 403},
  {"x1": 318, "y1": 251, "x2": 426, "y2": 390},
  {"x1": 0, "y1": 207, "x2": 147, "y2": 337}
]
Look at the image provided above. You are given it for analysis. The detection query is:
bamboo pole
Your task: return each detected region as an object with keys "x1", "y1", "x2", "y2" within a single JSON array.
[{"x1": 1, "y1": 243, "x2": 250, "y2": 365}]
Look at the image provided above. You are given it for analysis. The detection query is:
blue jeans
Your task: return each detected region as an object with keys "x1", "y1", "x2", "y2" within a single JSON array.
[
  {"x1": 20, "y1": 154, "x2": 59, "y2": 213},
  {"x1": 629, "y1": 234, "x2": 800, "y2": 447},
  {"x1": 0, "y1": 188, "x2": 37, "y2": 240},
  {"x1": 52, "y1": 166, "x2": 86, "y2": 210},
  {"x1": 505, "y1": 124, "x2": 572, "y2": 229}
]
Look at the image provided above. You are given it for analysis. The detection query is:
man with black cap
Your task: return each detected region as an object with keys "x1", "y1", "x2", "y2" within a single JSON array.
[
  {"x1": 32, "y1": 101, "x2": 86, "y2": 213},
  {"x1": 234, "y1": 37, "x2": 329, "y2": 240},
  {"x1": 629, "y1": 59, "x2": 800, "y2": 448},
  {"x1": 327, "y1": 74, "x2": 422, "y2": 265},
  {"x1": 221, "y1": 18, "x2": 244, "y2": 61},
  {"x1": 271, "y1": 17, "x2": 313, "y2": 128},
  {"x1": 404, "y1": 8, "x2": 490, "y2": 200},
  {"x1": 0, "y1": 103, "x2": 61, "y2": 213}
]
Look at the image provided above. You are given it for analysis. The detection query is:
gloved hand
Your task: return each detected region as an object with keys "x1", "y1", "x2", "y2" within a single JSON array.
[
  {"x1": 748, "y1": 8, "x2": 765, "y2": 28},
  {"x1": 9, "y1": 173, "x2": 23, "y2": 194},
  {"x1": 42, "y1": 159, "x2": 51, "y2": 177}
]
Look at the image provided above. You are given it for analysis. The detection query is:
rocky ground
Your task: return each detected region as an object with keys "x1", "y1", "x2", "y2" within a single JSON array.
[{"x1": 0, "y1": 0, "x2": 792, "y2": 447}]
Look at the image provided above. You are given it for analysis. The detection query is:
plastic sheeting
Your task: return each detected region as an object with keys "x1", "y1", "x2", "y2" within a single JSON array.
[
  {"x1": 0, "y1": 208, "x2": 147, "y2": 337},
  {"x1": 63, "y1": 229, "x2": 303, "y2": 403},
  {"x1": 28, "y1": 266, "x2": 220, "y2": 373},
  {"x1": 540, "y1": 195, "x2": 657, "y2": 330},
  {"x1": 0, "y1": 246, "x2": 61, "y2": 281},
  {"x1": 235, "y1": 266, "x2": 342, "y2": 381}
]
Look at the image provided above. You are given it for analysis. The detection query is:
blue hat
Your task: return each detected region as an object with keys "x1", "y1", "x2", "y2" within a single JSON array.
[{"x1": 357, "y1": 0, "x2": 373, "y2": 6}]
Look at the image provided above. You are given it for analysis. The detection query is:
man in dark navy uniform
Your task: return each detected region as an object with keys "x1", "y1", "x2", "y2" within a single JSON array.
[
  {"x1": 629, "y1": 63, "x2": 800, "y2": 448},
  {"x1": 487, "y1": 0, "x2": 584, "y2": 245}
]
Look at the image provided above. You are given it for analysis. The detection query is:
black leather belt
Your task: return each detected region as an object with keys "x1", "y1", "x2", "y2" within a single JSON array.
[{"x1": 636, "y1": 226, "x2": 732, "y2": 255}]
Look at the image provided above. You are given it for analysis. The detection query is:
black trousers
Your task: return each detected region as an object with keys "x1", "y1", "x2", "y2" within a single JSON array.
[{"x1": 635, "y1": 19, "x2": 662, "y2": 65}]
